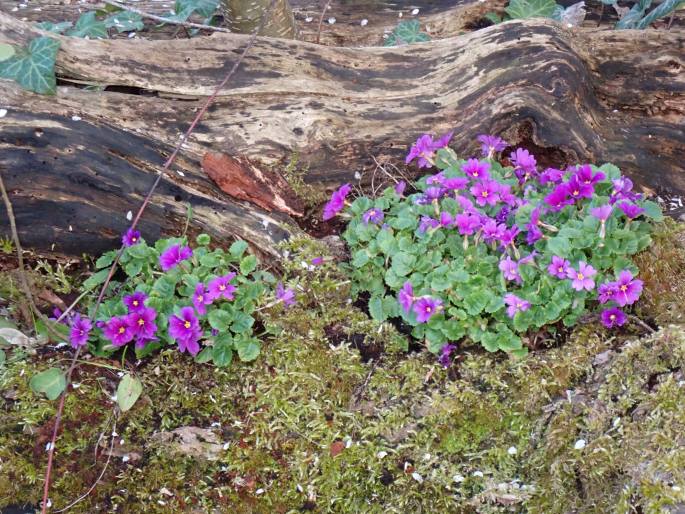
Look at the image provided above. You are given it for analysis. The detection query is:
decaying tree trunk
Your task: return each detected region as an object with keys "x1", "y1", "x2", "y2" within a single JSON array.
[
  {"x1": 0, "y1": 11, "x2": 683, "y2": 258},
  {"x1": 220, "y1": 0, "x2": 298, "y2": 39}
]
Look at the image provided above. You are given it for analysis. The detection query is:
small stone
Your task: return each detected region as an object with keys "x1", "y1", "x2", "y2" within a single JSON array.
[
  {"x1": 305, "y1": 16, "x2": 313, "y2": 22},
  {"x1": 376, "y1": 451, "x2": 387, "y2": 459},
  {"x1": 508, "y1": 446, "x2": 517, "y2": 455},
  {"x1": 360, "y1": 18, "x2": 368, "y2": 26},
  {"x1": 176, "y1": 170, "x2": 185, "y2": 177},
  {"x1": 71, "y1": 115, "x2": 82, "y2": 121},
  {"x1": 411, "y1": 472, "x2": 423, "y2": 483},
  {"x1": 574, "y1": 439, "x2": 586, "y2": 450},
  {"x1": 0, "y1": 109, "x2": 7, "y2": 118},
  {"x1": 122, "y1": 455, "x2": 130, "y2": 462},
  {"x1": 327, "y1": 17, "x2": 336, "y2": 24},
  {"x1": 411, "y1": 8, "x2": 419, "y2": 14},
  {"x1": 255, "y1": 488, "x2": 265, "y2": 495},
  {"x1": 159, "y1": 487, "x2": 173, "y2": 497},
  {"x1": 126, "y1": 210, "x2": 133, "y2": 221},
  {"x1": 473, "y1": 471, "x2": 484, "y2": 477},
  {"x1": 453, "y1": 474, "x2": 465, "y2": 483}
]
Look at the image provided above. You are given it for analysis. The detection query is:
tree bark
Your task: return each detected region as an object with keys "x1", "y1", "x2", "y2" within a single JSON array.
[
  {"x1": 0, "y1": 12, "x2": 683, "y2": 258},
  {"x1": 220, "y1": 0, "x2": 298, "y2": 39}
]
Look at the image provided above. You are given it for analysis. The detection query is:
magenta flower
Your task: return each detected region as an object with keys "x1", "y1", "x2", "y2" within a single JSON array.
[
  {"x1": 439, "y1": 211, "x2": 454, "y2": 227},
  {"x1": 103, "y1": 316, "x2": 134, "y2": 347},
  {"x1": 601, "y1": 307, "x2": 627, "y2": 328},
  {"x1": 441, "y1": 176, "x2": 469, "y2": 190},
  {"x1": 362, "y1": 208, "x2": 384, "y2": 225},
  {"x1": 617, "y1": 201, "x2": 645, "y2": 219},
  {"x1": 276, "y1": 282, "x2": 296, "y2": 307},
  {"x1": 135, "y1": 336, "x2": 158, "y2": 350},
  {"x1": 127, "y1": 307, "x2": 157, "y2": 341},
  {"x1": 566, "y1": 175, "x2": 594, "y2": 201},
  {"x1": 419, "y1": 216, "x2": 440, "y2": 233},
  {"x1": 538, "y1": 167, "x2": 565, "y2": 186},
  {"x1": 455, "y1": 195, "x2": 476, "y2": 212},
  {"x1": 311, "y1": 257, "x2": 324, "y2": 266},
  {"x1": 590, "y1": 205, "x2": 613, "y2": 221},
  {"x1": 122, "y1": 229, "x2": 141, "y2": 247},
  {"x1": 610, "y1": 177, "x2": 640, "y2": 203},
  {"x1": 207, "y1": 273, "x2": 237, "y2": 301},
  {"x1": 398, "y1": 281, "x2": 414, "y2": 313},
  {"x1": 545, "y1": 184, "x2": 572, "y2": 211},
  {"x1": 613, "y1": 269, "x2": 643, "y2": 306},
  {"x1": 123, "y1": 291, "x2": 148, "y2": 313},
  {"x1": 498, "y1": 226, "x2": 520, "y2": 248},
  {"x1": 192, "y1": 283, "x2": 213, "y2": 315},
  {"x1": 323, "y1": 183, "x2": 352, "y2": 221},
  {"x1": 413, "y1": 296, "x2": 443, "y2": 323},
  {"x1": 510, "y1": 148, "x2": 537, "y2": 183},
  {"x1": 438, "y1": 343, "x2": 457, "y2": 367},
  {"x1": 424, "y1": 187, "x2": 446, "y2": 201},
  {"x1": 159, "y1": 244, "x2": 192, "y2": 272},
  {"x1": 567, "y1": 262, "x2": 597, "y2": 291},
  {"x1": 481, "y1": 219, "x2": 505, "y2": 243},
  {"x1": 597, "y1": 282, "x2": 617, "y2": 304},
  {"x1": 477, "y1": 134, "x2": 507, "y2": 157},
  {"x1": 471, "y1": 180, "x2": 500, "y2": 207},
  {"x1": 461, "y1": 158, "x2": 491, "y2": 180},
  {"x1": 499, "y1": 256, "x2": 521, "y2": 283},
  {"x1": 69, "y1": 314, "x2": 92, "y2": 349},
  {"x1": 548, "y1": 256, "x2": 571, "y2": 279},
  {"x1": 395, "y1": 181, "x2": 407, "y2": 196},
  {"x1": 168, "y1": 307, "x2": 202, "y2": 355},
  {"x1": 496, "y1": 183, "x2": 518, "y2": 207},
  {"x1": 455, "y1": 213, "x2": 481, "y2": 235},
  {"x1": 574, "y1": 165, "x2": 605, "y2": 185},
  {"x1": 504, "y1": 293, "x2": 531, "y2": 318},
  {"x1": 406, "y1": 132, "x2": 453, "y2": 168}
]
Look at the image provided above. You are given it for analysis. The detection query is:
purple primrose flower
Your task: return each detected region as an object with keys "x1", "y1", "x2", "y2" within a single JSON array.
[
  {"x1": 538, "y1": 167, "x2": 565, "y2": 186},
  {"x1": 123, "y1": 291, "x2": 148, "y2": 313},
  {"x1": 323, "y1": 183, "x2": 352, "y2": 221},
  {"x1": 597, "y1": 282, "x2": 617, "y2": 304},
  {"x1": 103, "y1": 316, "x2": 134, "y2": 347},
  {"x1": 601, "y1": 307, "x2": 627, "y2": 328},
  {"x1": 69, "y1": 314, "x2": 92, "y2": 349},
  {"x1": 413, "y1": 296, "x2": 443, "y2": 323},
  {"x1": 567, "y1": 262, "x2": 597, "y2": 291},
  {"x1": 398, "y1": 281, "x2": 414, "y2": 313},
  {"x1": 613, "y1": 269, "x2": 643, "y2": 306},
  {"x1": 159, "y1": 244, "x2": 192, "y2": 272},
  {"x1": 477, "y1": 134, "x2": 507, "y2": 157},
  {"x1": 471, "y1": 180, "x2": 500, "y2": 207},
  {"x1": 504, "y1": 293, "x2": 530, "y2": 318},
  {"x1": 192, "y1": 283, "x2": 213, "y2": 315},
  {"x1": 122, "y1": 229, "x2": 141, "y2": 247},
  {"x1": 406, "y1": 132, "x2": 453, "y2": 168},
  {"x1": 462, "y1": 158, "x2": 491, "y2": 180},
  {"x1": 438, "y1": 343, "x2": 457, "y2": 367},
  {"x1": 362, "y1": 208, "x2": 385, "y2": 225},
  {"x1": 548, "y1": 256, "x2": 571, "y2": 279},
  {"x1": 510, "y1": 148, "x2": 537, "y2": 183},
  {"x1": 207, "y1": 273, "x2": 237, "y2": 301},
  {"x1": 499, "y1": 256, "x2": 521, "y2": 283},
  {"x1": 574, "y1": 165, "x2": 605, "y2": 185},
  {"x1": 276, "y1": 282, "x2": 296, "y2": 307},
  {"x1": 617, "y1": 201, "x2": 645, "y2": 219},
  {"x1": 395, "y1": 181, "x2": 407, "y2": 196},
  {"x1": 128, "y1": 307, "x2": 157, "y2": 341},
  {"x1": 168, "y1": 307, "x2": 202, "y2": 355},
  {"x1": 590, "y1": 204, "x2": 613, "y2": 221},
  {"x1": 455, "y1": 213, "x2": 481, "y2": 235}
]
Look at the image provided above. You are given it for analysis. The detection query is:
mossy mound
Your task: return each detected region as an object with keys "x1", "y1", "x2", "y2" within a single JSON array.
[{"x1": 1, "y1": 226, "x2": 684, "y2": 513}]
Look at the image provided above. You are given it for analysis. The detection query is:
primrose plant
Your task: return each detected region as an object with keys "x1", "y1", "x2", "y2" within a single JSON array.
[
  {"x1": 60, "y1": 233, "x2": 296, "y2": 367},
  {"x1": 328, "y1": 133, "x2": 662, "y2": 360}
]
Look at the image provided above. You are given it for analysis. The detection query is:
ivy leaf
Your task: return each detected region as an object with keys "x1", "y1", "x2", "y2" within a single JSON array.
[
  {"x1": 67, "y1": 12, "x2": 109, "y2": 38},
  {"x1": 0, "y1": 43, "x2": 16, "y2": 61},
  {"x1": 505, "y1": 0, "x2": 558, "y2": 18},
  {"x1": 383, "y1": 19, "x2": 431, "y2": 47},
  {"x1": 116, "y1": 374, "x2": 142, "y2": 412},
  {"x1": 615, "y1": 0, "x2": 651, "y2": 28},
  {"x1": 36, "y1": 21, "x2": 74, "y2": 34},
  {"x1": 104, "y1": 11, "x2": 144, "y2": 32},
  {"x1": 0, "y1": 37, "x2": 60, "y2": 95},
  {"x1": 170, "y1": 0, "x2": 219, "y2": 22},
  {"x1": 30, "y1": 368, "x2": 66, "y2": 400}
]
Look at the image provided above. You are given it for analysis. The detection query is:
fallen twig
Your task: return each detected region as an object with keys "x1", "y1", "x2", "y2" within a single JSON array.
[
  {"x1": 39, "y1": 1, "x2": 278, "y2": 511},
  {"x1": 102, "y1": 0, "x2": 232, "y2": 33},
  {"x1": 315, "y1": 0, "x2": 332, "y2": 44}
]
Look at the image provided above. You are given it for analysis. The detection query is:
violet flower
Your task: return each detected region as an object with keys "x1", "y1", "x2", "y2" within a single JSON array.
[
  {"x1": 439, "y1": 211, "x2": 454, "y2": 227},
  {"x1": 405, "y1": 132, "x2": 453, "y2": 168},
  {"x1": 122, "y1": 229, "x2": 141, "y2": 247},
  {"x1": 123, "y1": 291, "x2": 148, "y2": 313},
  {"x1": 128, "y1": 307, "x2": 157, "y2": 341},
  {"x1": 575, "y1": 165, "x2": 605, "y2": 185},
  {"x1": 601, "y1": 307, "x2": 627, "y2": 328},
  {"x1": 617, "y1": 201, "x2": 645, "y2": 219},
  {"x1": 441, "y1": 176, "x2": 469, "y2": 190},
  {"x1": 419, "y1": 216, "x2": 440, "y2": 233},
  {"x1": 510, "y1": 148, "x2": 537, "y2": 183},
  {"x1": 545, "y1": 184, "x2": 572, "y2": 211},
  {"x1": 311, "y1": 257, "x2": 324, "y2": 266},
  {"x1": 538, "y1": 167, "x2": 565, "y2": 186},
  {"x1": 192, "y1": 283, "x2": 213, "y2": 315},
  {"x1": 504, "y1": 293, "x2": 531, "y2": 318},
  {"x1": 482, "y1": 219, "x2": 505, "y2": 243},
  {"x1": 477, "y1": 134, "x2": 507, "y2": 157},
  {"x1": 362, "y1": 208, "x2": 385, "y2": 225},
  {"x1": 590, "y1": 205, "x2": 613, "y2": 221},
  {"x1": 455, "y1": 213, "x2": 481, "y2": 236},
  {"x1": 398, "y1": 281, "x2": 414, "y2": 313},
  {"x1": 276, "y1": 282, "x2": 296, "y2": 307},
  {"x1": 597, "y1": 282, "x2": 617, "y2": 304},
  {"x1": 168, "y1": 307, "x2": 202, "y2": 356},
  {"x1": 323, "y1": 183, "x2": 352, "y2": 221},
  {"x1": 69, "y1": 314, "x2": 92, "y2": 349},
  {"x1": 471, "y1": 180, "x2": 500, "y2": 207},
  {"x1": 103, "y1": 316, "x2": 134, "y2": 347},
  {"x1": 613, "y1": 269, "x2": 643, "y2": 306},
  {"x1": 462, "y1": 158, "x2": 491, "y2": 180},
  {"x1": 498, "y1": 226, "x2": 520, "y2": 248},
  {"x1": 207, "y1": 273, "x2": 237, "y2": 301},
  {"x1": 566, "y1": 175, "x2": 594, "y2": 201},
  {"x1": 499, "y1": 256, "x2": 521, "y2": 283},
  {"x1": 610, "y1": 177, "x2": 639, "y2": 204},
  {"x1": 135, "y1": 336, "x2": 158, "y2": 350},
  {"x1": 424, "y1": 187, "x2": 446, "y2": 201},
  {"x1": 159, "y1": 244, "x2": 192, "y2": 272},
  {"x1": 413, "y1": 296, "x2": 443, "y2": 323},
  {"x1": 567, "y1": 262, "x2": 597, "y2": 291},
  {"x1": 438, "y1": 343, "x2": 457, "y2": 367},
  {"x1": 548, "y1": 256, "x2": 570, "y2": 279},
  {"x1": 395, "y1": 181, "x2": 407, "y2": 196}
]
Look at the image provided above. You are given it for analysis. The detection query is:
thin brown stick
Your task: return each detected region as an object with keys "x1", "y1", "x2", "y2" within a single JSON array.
[
  {"x1": 628, "y1": 314, "x2": 656, "y2": 334},
  {"x1": 315, "y1": 0, "x2": 332, "y2": 44},
  {"x1": 102, "y1": 0, "x2": 232, "y2": 33},
  {"x1": 39, "y1": 1, "x2": 278, "y2": 512}
]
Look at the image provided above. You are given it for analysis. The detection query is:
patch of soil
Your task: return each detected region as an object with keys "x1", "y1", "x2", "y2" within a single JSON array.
[{"x1": 324, "y1": 323, "x2": 383, "y2": 362}]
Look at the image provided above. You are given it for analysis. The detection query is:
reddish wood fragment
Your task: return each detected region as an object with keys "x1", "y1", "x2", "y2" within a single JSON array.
[
  {"x1": 330, "y1": 440, "x2": 345, "y2": 458},
  {"x1": 202, "y1": 152, "x2": 304, "y2": 217}
]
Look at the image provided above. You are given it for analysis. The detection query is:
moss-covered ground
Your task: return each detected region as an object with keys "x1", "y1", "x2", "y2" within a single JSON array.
[{"x1": 1, "y1": 222, "x2": 684, "y2": 513}]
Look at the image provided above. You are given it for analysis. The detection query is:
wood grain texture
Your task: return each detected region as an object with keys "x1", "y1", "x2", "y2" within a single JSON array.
[{"x1": 0, "y1": 12, "x2": 683, "y2": 257}]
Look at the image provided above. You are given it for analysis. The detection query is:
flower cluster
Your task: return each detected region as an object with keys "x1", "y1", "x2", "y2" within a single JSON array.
[{"x1": 338, "y1": 133, "x2": 661, "y2": 357}]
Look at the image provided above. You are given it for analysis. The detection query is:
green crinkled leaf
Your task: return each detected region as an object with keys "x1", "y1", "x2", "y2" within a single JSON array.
[
  {"x1": 369, "y1": 296, "x2": 386, "y2": 322},
  {"x1": 104, "y1": 11, "x2": 144, "y2": 32},
  {"x1": 30, "y1": 368, "x2": 66, "y2": 400},
  {"x1": 196, "y1": 233, "x2": 211, "y2": 246},
  {"x1": 383, "y1": 19, "x2": 431, "y2": 47},
  {"x1": 208, "y1": 309, "x2": 232, "y2": 331},
  {"x1": 231, "y1": 311, "x2": 254, "y2": 333},
  {"x1": 0, "y1": 349, "x2": 5, "y2": 365},
  {"x1": 505, "y1": 0, "x2": 558, "y2": 18},
  {"x1": 240, "y1": 255, "x2": 257, "y2": 275},
  {"x1": 391, "y1": 252, "x2": 416, "y2": 277},
  {"x1": 0, "y1": 36, "x2": 60, "y2": 95},
  {"x1": 67, "y1": 12, "x2": 109, "y2": 38},
  {"x1": 641, "y1": 200, "x2": 664, "y2": 221},
  {"x1": 116, "y1": 374, "x2": 142, "y2": 412},
  {"x1": 95, "y1": 251, "x2": 117, "y2": 269},
  {"x1": 546, "y1": 237, "x2": 571, "y2": 256},
  {"x1": 152, "y1": 275, "x2": 177, "y2": 298},
  {"x1": 234, "y1": 336, "x2": 260, "y2": 361},
  {"x1": 82, "y1": 268, "x2": 111, "y2": 291},
  {"x1": 36, "y1": 21, "x2": 74, "y2": 34},
  {"x1": 212, "y1": 337, "x2": 233, "y2": 367},
  {"x1": 195, "y1": 346, "x2": 213, "y2": 364}
]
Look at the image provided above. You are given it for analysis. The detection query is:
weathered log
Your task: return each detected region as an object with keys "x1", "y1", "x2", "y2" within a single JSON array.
[{"x1": 0, "y1": 12, "x2": 683, "y2": 258}]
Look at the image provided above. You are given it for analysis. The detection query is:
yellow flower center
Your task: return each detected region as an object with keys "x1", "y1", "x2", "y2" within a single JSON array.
[
  {"x1": 197, "y1": 295, "x2": 203, "y2": 302},
  {"x1": 573, "y1": 190, "x2": 579, "y2": 196},
  {"x1": 132, "y1": 300, "x2": 138, "y2": 306},
  {"x1": 138, "y1": 319, "x2": 145, "y2": 326},
  {"x1": 473, "y1": 172, "x2": 479, "y2": 177},
  {"x1": 620, "y1": 285, "x2": 627, "y2": 292},
  {"x1": 184, "y1": 321, "x2": 191, "y2": 329},
  {"x1": 577, "y1": 273, "x2": 585, "y2": 280},
  {"x1": 131, "y1": 237, "x2": 137, "y2": 242},
  {"x1": 426, "y1": 307, "x2": 432, "y2": 312},
  {"x1": 219, "y1": 284, "x2": 226, "y2": 291},
  {"x1": 610, "y1": 314, "x2": 616, "y2": 320},
  {"x1": 558, "y1": 266, "x2": 564, "y2": 273},
  {"x1": 481, "y1": 191, "x2": 488, "y2": 198},
  {"x1": 118, "y1": 327, "x2": 125, "y2": 334},
  {"x1": 517, "y1": 302, "x2": 523, "y2": 308}
]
